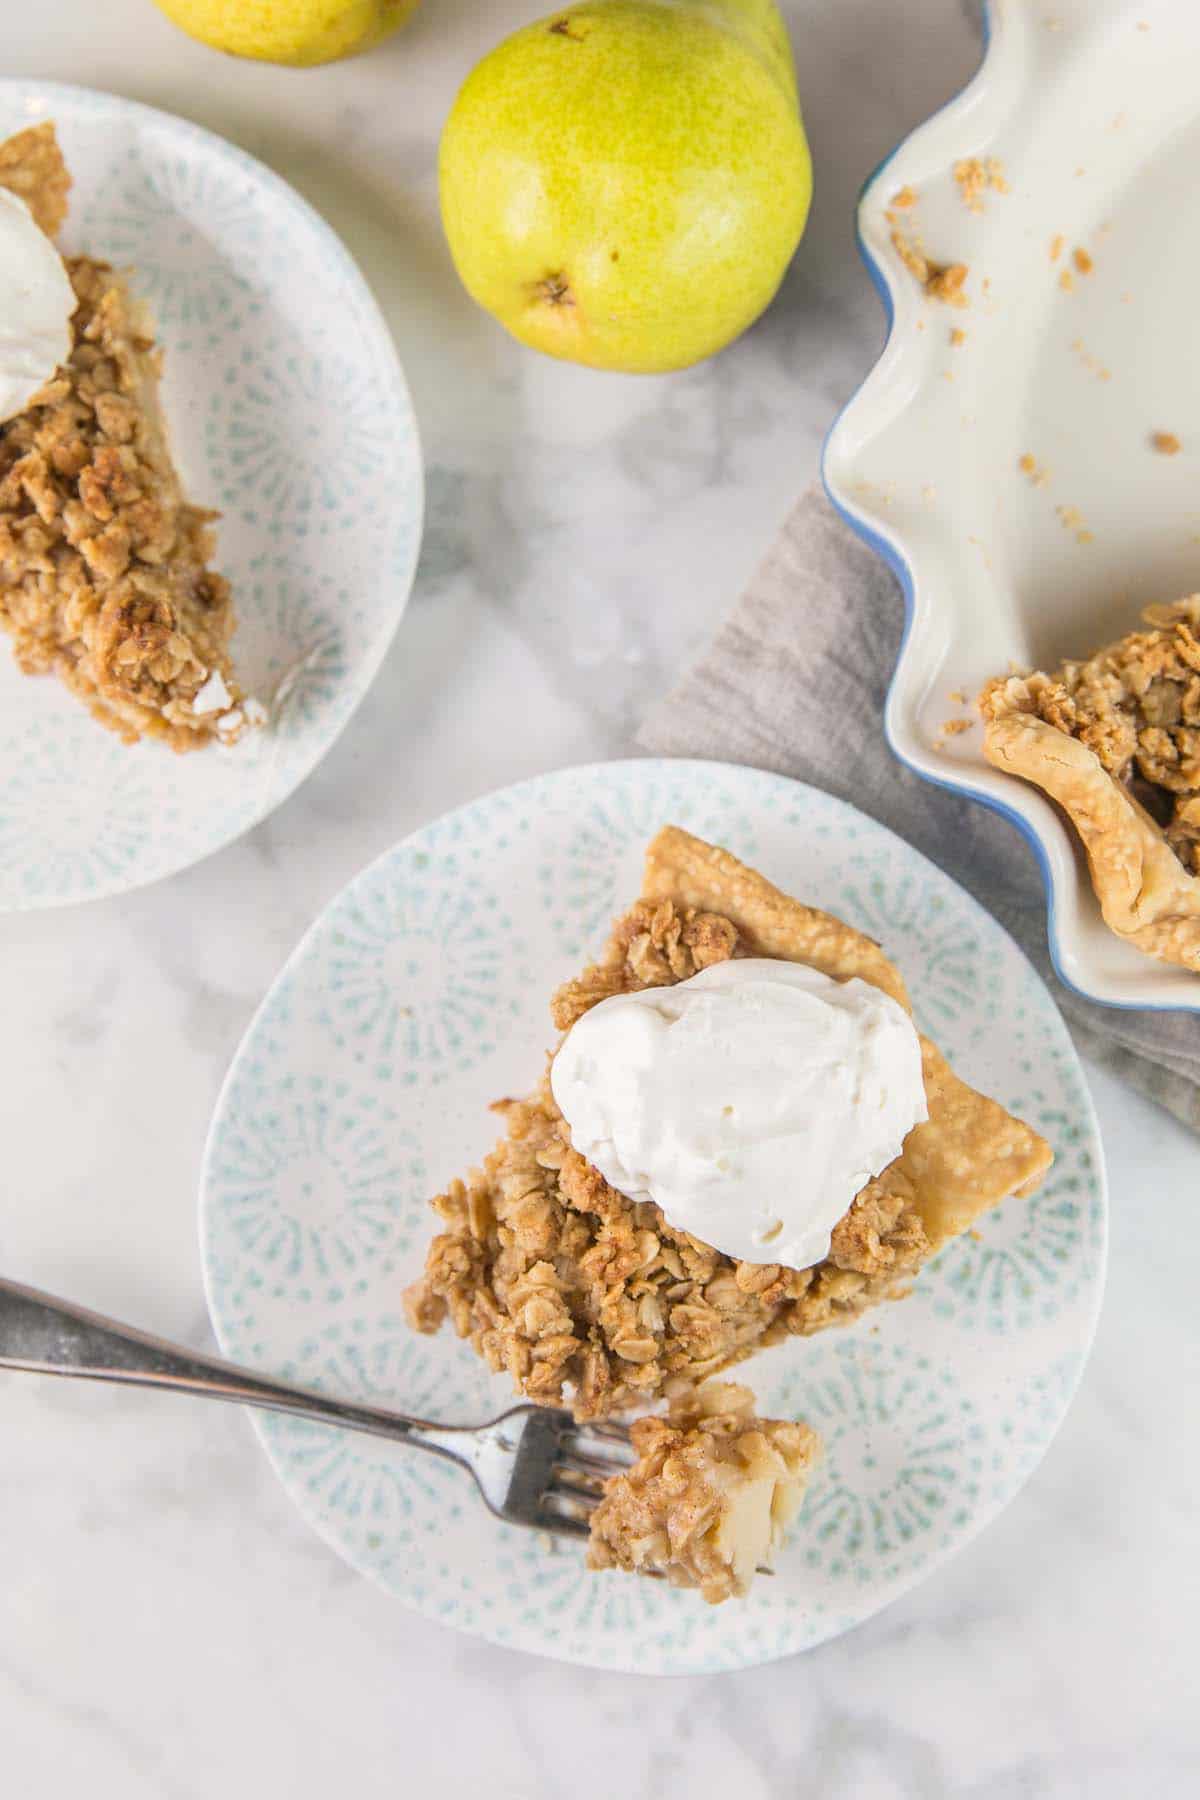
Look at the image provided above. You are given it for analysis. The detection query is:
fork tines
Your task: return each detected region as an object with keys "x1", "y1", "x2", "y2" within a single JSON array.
[{"x1": 538, "y1": 1416, "x2": 635, "y2": 1531}]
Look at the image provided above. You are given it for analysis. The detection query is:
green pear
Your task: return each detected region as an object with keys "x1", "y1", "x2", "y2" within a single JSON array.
[{"x1": 439, "y1": 0, "x2": 812, "y2": 373}]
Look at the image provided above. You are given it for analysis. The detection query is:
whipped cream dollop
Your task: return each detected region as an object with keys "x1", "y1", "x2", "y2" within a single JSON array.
[
  {"x1": 550, "y1": 958, "x2": 928, "y2": 1272},
  {"x1": 0, "y1": 187, "x2": 74, "y2": 425}
]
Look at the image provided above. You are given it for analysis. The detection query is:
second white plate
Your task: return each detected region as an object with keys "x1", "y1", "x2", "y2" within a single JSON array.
[{"x1": 0, "y1": 81, "x2": 423, "y2": 910}]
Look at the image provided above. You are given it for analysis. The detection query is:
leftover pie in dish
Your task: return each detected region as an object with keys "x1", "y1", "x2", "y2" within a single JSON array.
[
  {"x1": 980, "y1": 597, "x2": 1200, "y2": 971},
  {"x1": 587, "y1": 1382, "x2": 821, "y2": 1604},
  {"x1": 405, "y1": 826, "x2": 1052, "y2": 1420},
  {"x1": 0, "y1": 121, "x2": 255, "y2": 749}
]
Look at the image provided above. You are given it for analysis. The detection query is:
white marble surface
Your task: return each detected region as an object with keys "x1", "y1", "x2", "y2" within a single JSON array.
[{"x1": 3, "y1": 1, "x2": 1198, "y2": 1793}]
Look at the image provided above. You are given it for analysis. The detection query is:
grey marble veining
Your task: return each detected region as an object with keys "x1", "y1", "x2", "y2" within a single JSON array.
[{"x1": 2, "y1": 3, "x2": 1197, "y2": 1796}]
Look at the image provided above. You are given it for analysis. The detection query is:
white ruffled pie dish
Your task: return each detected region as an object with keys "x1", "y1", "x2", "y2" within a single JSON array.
[{"x1": 823, "y1": 0, "x2": 1200, "y2": 1011}]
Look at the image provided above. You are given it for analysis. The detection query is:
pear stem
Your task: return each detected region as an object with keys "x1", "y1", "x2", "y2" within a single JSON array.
[{"x1": 536, "y1": 273, "x2": 575, "y2": 308}]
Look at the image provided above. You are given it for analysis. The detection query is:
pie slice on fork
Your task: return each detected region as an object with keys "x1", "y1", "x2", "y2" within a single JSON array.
[
  {"x1": 587, "y1": 1381, "x2": 822, "y2": 1604},
  {"x1": 406, "y1": 826, "x2": 1053, "y2": 1419},
  {"x1": 0, "y1": 121, "x2": 256, "y2": 750}
]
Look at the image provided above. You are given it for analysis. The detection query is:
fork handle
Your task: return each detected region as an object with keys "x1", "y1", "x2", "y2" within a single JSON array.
[{"x1": 0, "y1": 1276, "x2": 470, "y2": 1464}]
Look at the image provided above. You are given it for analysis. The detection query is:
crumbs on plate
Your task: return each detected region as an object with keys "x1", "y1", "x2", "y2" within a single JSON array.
[{"x1": 1151, "y1": 431, "x2": 1182, "y2": 456}]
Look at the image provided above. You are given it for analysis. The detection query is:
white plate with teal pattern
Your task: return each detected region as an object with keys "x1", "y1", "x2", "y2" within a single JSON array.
[
  {"x1": 200, "y1": 760, "x2": 1106, "y2": 1675},
  {"x1": 0, "y1": 82, "x2": 422, "y2": 911}
]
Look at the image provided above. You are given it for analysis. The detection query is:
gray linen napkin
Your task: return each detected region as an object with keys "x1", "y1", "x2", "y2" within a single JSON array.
[{"x1": 638, "y1": 489, "x2": 1200, "y2": 1131}]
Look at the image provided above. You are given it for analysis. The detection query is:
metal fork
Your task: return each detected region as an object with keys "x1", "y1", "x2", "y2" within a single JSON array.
[{"x1": 0, "y1": 1277, "x2": 633, "y2": 1541}]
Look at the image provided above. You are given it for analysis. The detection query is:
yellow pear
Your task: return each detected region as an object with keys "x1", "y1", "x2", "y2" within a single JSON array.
[
  {"x1": 152, "y1": 0, "x2": 420, "y2": 67},
  {"x1": 439, "y1": 0, "x2": 812, "y2": 373}
]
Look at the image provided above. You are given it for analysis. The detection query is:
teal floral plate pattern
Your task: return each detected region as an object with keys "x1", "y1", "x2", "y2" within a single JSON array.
[
  {"x1": 200, "y1": 760, "x2": 1107, "y2": 1675},
  {"x1": 0, "y1": 83, "x2": 422, "y2": 910}
]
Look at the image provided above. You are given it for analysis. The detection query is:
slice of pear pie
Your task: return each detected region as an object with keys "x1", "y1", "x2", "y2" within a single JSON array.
[
  {"x1": 0, "y1": 121, "x2": 256, "y2": 750},
  {"x1": 406, "y1": 826, "x2": 1053, "y2": 1421}
]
